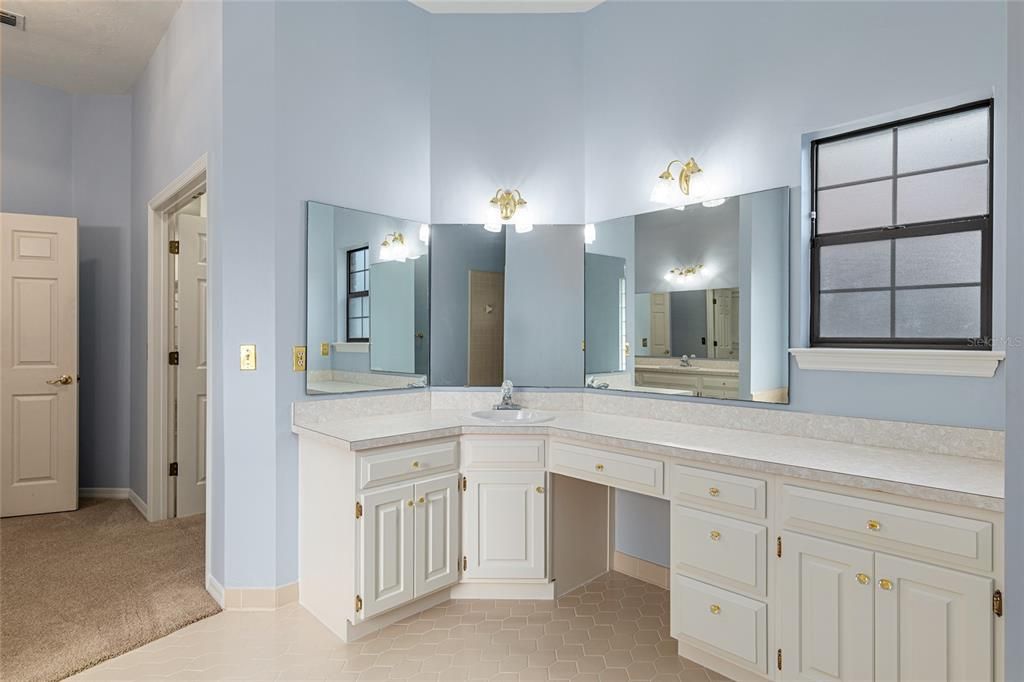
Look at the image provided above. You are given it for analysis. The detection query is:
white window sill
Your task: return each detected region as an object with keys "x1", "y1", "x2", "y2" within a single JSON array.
[
  {"x1": 332, "y1": 342, "x2": 369, "y2": 353},
  {"x1": 789, "y1": 347, "x2": 1005, "y2": 378}
]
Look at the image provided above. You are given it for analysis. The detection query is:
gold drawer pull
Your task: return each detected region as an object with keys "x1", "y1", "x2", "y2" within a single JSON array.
[
  {"x1": 595, "y1": 463, "x2": 605, "y2": 472},
  {"x1": 709, "y1": 530, "x2": 721, "y2": 542},
  {"x1": 709, "y1": 604, "x2": 721, "y2": 615},
  {"x1": 866, "y1": 519, "x2": 881, "y2": 531},
  {"x1": 878, "y1": 578, "x2": 893, "y2": 591},
  {"x1": 411, "y1": 460, "x2": 420, "y2": 469},
  {"x1": 856, "y1": 573, "x2": 870, "y2": 585},
  {"x1": 708, "y1": 487, "x2": 720, "y2": 497},
  {"x1": 418, "y1": 497, "x2": 425, "y2": 504}
]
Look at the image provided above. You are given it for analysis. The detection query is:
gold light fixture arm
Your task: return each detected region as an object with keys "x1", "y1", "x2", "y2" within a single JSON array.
[
  {"x1": 489, "y1": 188, "x2": 528, "y2": 221},
  {"x1": 659, "y1": 157, "x2": 703, "y2": 195}
]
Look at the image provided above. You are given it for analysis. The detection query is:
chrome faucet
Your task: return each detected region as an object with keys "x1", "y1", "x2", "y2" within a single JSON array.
[
  {"x1": 586, "y1": 376, "x2": 610, "y2": 389},
  {"x1": 679, "y1": 355, "x2": 695, "y2": 367},
  {"x1": 495, "y1": 379, "x2": 521, "y2": 410}
]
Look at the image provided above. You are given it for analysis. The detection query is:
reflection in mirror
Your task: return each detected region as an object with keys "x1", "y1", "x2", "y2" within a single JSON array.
[
  {"x1": 585, "y1": 187, "x2": 790, "y2": 403},
  {"x1": 431, "y1": 225, "x2": 585, "y2": 388},
  {"x1": 305, "y1": 202, "x2": 428, "y2": 395}
]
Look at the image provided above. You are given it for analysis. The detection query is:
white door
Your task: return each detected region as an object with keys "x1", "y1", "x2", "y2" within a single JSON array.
[
  {"x1": 1, "y1": 213, "x2": 78, "y2": 517},
  {"x1": 874, "y1": 553, "x2": 993, "y2": 682},
  {"x1": 414, "y1": 474, "x2": 459, "y2": 596},
  {"x1": 464, "y1": 470, "x2": 545, "y2": 580},
  {"x1": 360, "y1": 483, "x2": 415, "y2": 618},
  {"x1": 712, "y1": 288, "x2": 739, "y2": 360},
  {"x1": 650, "y1": 293, "x2": 670, "y2": 357},
  {"x1": 175, "y1": 214, "x2": 207, "y2": 517},
  {"x1": 779, "y1": 533, "x2": 874, "y2": 681}
]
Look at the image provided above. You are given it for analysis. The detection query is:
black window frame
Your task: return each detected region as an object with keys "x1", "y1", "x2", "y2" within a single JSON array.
[
  {"x1": 346, "y1": 246, "x2": 370, "y2": 343},
  {"x1": 810, "y1": 99, "x2": 994, "y2": 350}
]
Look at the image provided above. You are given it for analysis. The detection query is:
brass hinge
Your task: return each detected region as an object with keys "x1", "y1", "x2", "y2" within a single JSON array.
[
  {"x1": 355, "y1": 501, "x2": 363, "y2": 519},
  {"x1": 461, "y1": 477, "x2": 467, "y2": 492},
  {"x1": 463, "y1": 556, "x2": 468, "y2": 571},
  {"x1": 169, "y1": 240, "x2": 180, "y2": 255},
  {"x1": 777, "y1": 648, "x2": 783, "y2": 671},
  {"x1": 168, "y1": 351, "x2": 180, "y2": 366},
  {"x1": 355, "y1": 594, "x2": 363, "y2": 612},
  {"x1": 581, "y1": 340, "x2": 586, "y2": 351},
  {"x1": 776, "y1": 536, "x2": 782, "y2": 558},
  {"x1": 994, "y1": 589, "x2": 1003, "y2": 617},
  {"x1": 169, "y1": 462, "x2": 178, "y2": 476}
]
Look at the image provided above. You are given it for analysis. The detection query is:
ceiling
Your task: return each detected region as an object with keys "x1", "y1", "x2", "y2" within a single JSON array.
[
  {"x1": 410, "y1": 0, "x2": 603, "y2": 13},
  {"x1": 1, "y1": 0, "x2": 181, "y2": 94}
]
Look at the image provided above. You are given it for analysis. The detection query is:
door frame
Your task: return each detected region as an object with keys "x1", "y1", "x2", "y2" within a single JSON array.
[{"x1": 146, "y1": 154, "x2": 210, "y2": 525}]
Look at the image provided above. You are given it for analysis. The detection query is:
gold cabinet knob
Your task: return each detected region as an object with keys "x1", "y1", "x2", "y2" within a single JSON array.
[
  {"x1": 708, "y1": 487, "x2": 720, "y2": 497},
  {"x1": 536, "y1": 486, "x2": 545, "y2": 494},
  {"x1": 709, "y1": 604, "x2": 721, "y2": 615},
  {"x1": 595, "y1": 463, "x2": 605, "y2": 472},
  {"x1": 709, "y1": 530, "x2": 721, "y2": 542},
  {"x1": 411, "y1": 460, "x2": 420, "y2": 469},
  {"x1": 878, "y1": 578, "x2": 894, "y2": 591},
  {"x1": 418, "y1": 497, "x2": 425, "y2": 504},
  {"x1": 866, "y1": 520, "x2": 881, "y2": 531},
  {"x1": 407, "y1": 499, "x2": 414, "y2": 507},
  {"x1": 856, "y1": 573, "x2": 871, "y2": 585},
  {"x1": 46, "y1": 374, "x2": 73, "y2": 386}
]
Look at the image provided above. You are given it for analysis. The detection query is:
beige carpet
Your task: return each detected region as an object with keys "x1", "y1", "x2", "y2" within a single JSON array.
[{"x1": 0, "y1": 498, "x2": 220, "y2": 681}]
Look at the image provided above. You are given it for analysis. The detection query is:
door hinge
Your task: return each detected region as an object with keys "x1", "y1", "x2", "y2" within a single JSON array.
[
  {"x1": 463, "y1": 556, "x2": 468, "y2": 571},
  {"x1": 581, "y1": 340, "x2": 586, "y2": 351},
  {"x1": 461, "y1": 476, "x2": 467, "y2": 492},
  {"x1": 355, "y1": 594, "x2": 363, "y2": 613},
  {"x1": 777, "y1": 648, "x2": 783, "y2": 671},
  {"x1": 168, "y1": 351, "x2": 180, "y2": 366},
  {"x1": 355, "y1": 501, "x2": 363, "y2": 519},
  {"x1": 169, "y1": 240, "x2": 180, "y2": 255},
  {"x1": 776, "y1": 536, "x2": 782, "y2": 558},
  {"x1": 169, "y1": 462, "x2": 178, "y2": 476},
  {"x1": 994, "y1": 589, "x2": 1003, "y2": 617}
]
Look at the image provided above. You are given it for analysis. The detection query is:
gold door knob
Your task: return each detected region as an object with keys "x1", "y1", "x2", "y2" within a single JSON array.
[
  {"x1": 708, "y1": 487, "x2": 720, "y2": 497},
  {"x1": 878, "y1": 578, "x2": 894, "y2": 591},
  {"x1": 709, "y1": 604, "x2": 721, "y2": 615},
  {"x1": 595, "y1": 463, "x2": 605, "y2": 472},
  {"x1": 709, "y1": 530, "x2": 721, "y2": 542},
  {"x1": 536, "y1": 486, "x2": 545, "y2": 494},
  {"x1": 46, "y1": 374, "x2": 73, "y2": 386},
  {"x1": 866, "y1": 520, "x2": 881, "y2": 531},
  {"x1": 856, "y1": 573, "x2": 871, "y2": 585},
  {"x1": 411, "y1": 460, "x2": 420, "y2": 469},
  {"x1": 418, "y1": 497, "x2": 425, "y2": 504}
]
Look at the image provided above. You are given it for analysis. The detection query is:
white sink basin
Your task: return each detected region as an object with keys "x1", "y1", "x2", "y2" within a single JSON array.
[{"x1": 470, "y1": 410, "x2": 555, "y2": 425}]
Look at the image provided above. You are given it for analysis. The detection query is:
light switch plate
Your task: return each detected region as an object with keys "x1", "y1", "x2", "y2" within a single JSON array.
[
  {"x1": 240, "y1": 344, "x2": 257, "y2": 371},
  {"x1": 293, "y1": 346, "x2": 307, "y2": 372},
  {"x1": 320, "y1": 342, "x2": 330, "y2": 357}
]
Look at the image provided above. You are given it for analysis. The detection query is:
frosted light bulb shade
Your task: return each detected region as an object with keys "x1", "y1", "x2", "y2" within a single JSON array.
[
  {"x1": 584, "y1": 223, "x2": 596, "y2": 245},
  {"x1": 379, "y1": 243, "x2": 392, "y2": 261},
  {"x1": 671, "y1": 204, "x2": 686, "y2": 211},
  {"x1": 514, "y1": 221, "x2": 534, "y2": 234},
  {"x1": 513, "y1": 204, "x2": 532, "y2": 233},
  {"x1": 483, "y1": 222, "x2": 502, "y2": 233},
  {"x1": 649, "y1": 176, "x2": 676, "y2": 204},
  {"x1": 419, "y1": 223, "x2": 430, "y2": 243},
  {"x1": 687, "y1": 171, "x2": 707, "y2": 199},
  {"x1": 702, "y1": 198, "x2": 726, "y2": 208}
]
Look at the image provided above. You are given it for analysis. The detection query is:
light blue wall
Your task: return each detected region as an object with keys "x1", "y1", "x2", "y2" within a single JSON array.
[
  {"x1": 586, "y1": 216, "x2": 635, "y2": 375},
  {"x1": 306, "y1": 202, "x2": 336, "y2": 375},
  {"x1": 584, "y1": 253, "x2": 626, "y2": 374},
  {"x1": 369, "y1": 261, "x2": 416, "y2": 374},
  {"x1": 615, "y1": 492, "x2": 670, "y2": 567}
]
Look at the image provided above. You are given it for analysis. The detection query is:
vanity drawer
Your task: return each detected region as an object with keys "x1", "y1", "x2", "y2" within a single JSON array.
[
  {"x1": 549, "y1": 441, "x2": 663, "y2": 496},
  {"x1": 672, "y1": 465, "x2": 766, "y2": 519},
  {"x1": 780, "y1": 485, "x2": 993, "y2": 572},
  {"x1": 359, "y1": 440, "x2": 459, "y2": 489},
  {"x1": 671, "y1": 574, "x2": 767, "y2": 675},
  {"x1": 635, "y1": 371, "x2": 701, "y2": 392},
  {"x1": 671, "y1": 505, "x2": 767, "y2": 596},
  {"x1": 704, "y1": 376, "x2": 739, "y2": 389},
  {"x1": 462, "y1": 436, "x2": 545, "y2": 469}
]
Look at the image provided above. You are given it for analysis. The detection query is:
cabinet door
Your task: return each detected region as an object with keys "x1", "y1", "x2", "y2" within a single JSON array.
[
  {"x1": 359, "y1": 484, "x2": 415, "y2": 618},
  {"x1": 414, "y1": 474, "x2": 460, "y2": 597},
  {"x1": 780, "y1": 533, "x2": 874, "y2": 681},
  {"x1": 875, "y1": 553, "x2": 993, "y2": 682},
  {"x1": 464, "y1": 470, "x2": 546, "y2": 580}
]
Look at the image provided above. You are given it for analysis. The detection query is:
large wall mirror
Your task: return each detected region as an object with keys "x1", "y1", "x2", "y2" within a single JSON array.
[
  {"x1": 430, "y1": 224, "x2": 584, "y2": 388},
  {"x1": 584, "y1": 187, "x2": 790, "y2": 403},
  {"x1": 305, "y1": 201, "x2": 429, "y2": 394}
]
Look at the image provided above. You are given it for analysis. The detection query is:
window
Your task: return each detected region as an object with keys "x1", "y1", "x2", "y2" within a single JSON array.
[
  {"x1": 346, "y1": 247, "x2": 370, "y2": 342},
  {"x1": 811, "y1": 100, "x2": 992, "y2": 349}
]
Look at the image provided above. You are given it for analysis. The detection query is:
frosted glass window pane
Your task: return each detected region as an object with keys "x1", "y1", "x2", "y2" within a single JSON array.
[
  {"x1": 898, "y1": 108, "x2": 989, "y2": 173},
  {"x1": 896, "y1": 164, "x2": 988, "y2": 225},
  {"x1": 817, "y1": 130, "x2": 893, "y2": 186},
  {"x1": 895, "y1": 287, "x2": 980, "y2": 338},
  {"x1": 816, "y1": 180, "x2": 892, "y2": 233},
  {"x1": 819, "y1": 241, "x2": 891, "y2": 290},
  {"x1": 895, "y1": 231, "x2": 981, "y2": 286},
  {"x1": 819, "y1": 291, "x2": 890, "y2": 338}
]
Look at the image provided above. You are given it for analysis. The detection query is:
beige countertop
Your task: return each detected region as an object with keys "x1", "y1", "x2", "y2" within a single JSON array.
[{"x1": 292, "y1": 409, "x2": 1003, "y2": 512}]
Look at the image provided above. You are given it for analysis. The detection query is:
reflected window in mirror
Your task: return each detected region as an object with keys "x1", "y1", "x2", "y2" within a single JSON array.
[{"x1": 346, "y1": 246, "x2": 370, "y2": 342}]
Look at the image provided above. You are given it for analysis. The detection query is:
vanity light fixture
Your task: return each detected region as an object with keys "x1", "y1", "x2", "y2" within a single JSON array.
[
  {"x1": 584, "y1": 223, "x2": 596, "y2": 245},
  {"x1": 419, "y1": 223, "x2": 430, "y2": 244},
  {"x1": 650, "y1": 157, "x2": 703, "y2": 205},
  {"x1": 486, "y1": 188, "x2": 533, "y2": 234},
  {"x1": 664, "y1": 264, "x2": 704, "y2": 284},
  {"x1": 702, "y1": 198, "x2": 726, "y2": 208},
  {"x1": 379, "y1": 232, "x2": 409, "y2": 262}
]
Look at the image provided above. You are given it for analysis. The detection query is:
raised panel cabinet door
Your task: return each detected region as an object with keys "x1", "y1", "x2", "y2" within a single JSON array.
[
  {"x1": 414, "y1": 474, "x2": 460, "y2": 597},
  {"x1": 874, "y1": 553, "x2": 993, "y2": 682},
  {"x1": 1, "y1": 213, "x2": 79, "y2": 517},
  {"x1": 464, "y1": 470, "x2": 545, "y2": 580},
  {"x1": 780, "y1": 533, "x2": 874, "y2": 681},
  {"x1": 360, "y1": 484, "x2": 415, "y2": 618}
]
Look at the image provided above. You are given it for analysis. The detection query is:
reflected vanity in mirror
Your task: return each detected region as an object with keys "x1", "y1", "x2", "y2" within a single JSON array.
[
  {"x1": 305, "y1": 201, "x2": 429, "y2": 394},
  {"x1": 585, "y1": 187, "x2": 790, "y2": 403}
]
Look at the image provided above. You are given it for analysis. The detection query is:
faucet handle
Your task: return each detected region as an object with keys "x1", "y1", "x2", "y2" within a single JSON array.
[{"x1": 501, "y1": 379, "x2": 513, "y2": 391}]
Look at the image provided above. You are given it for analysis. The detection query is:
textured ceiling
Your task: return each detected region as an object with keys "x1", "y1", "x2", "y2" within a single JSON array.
[
  {"x1": 410, "y1": 0, "x2": 603, "y2": 13},
  {"x1": 1, "y1": 0, "x2": 181, "y2": 94}
]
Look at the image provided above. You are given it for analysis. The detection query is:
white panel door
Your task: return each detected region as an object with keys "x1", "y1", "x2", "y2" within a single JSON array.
[
  {"x1": 649, "y1": 293, "x2": 670, "y2": 356},
  {"x1": 1, "y1": 213, "x2": 78, "y2": 517},
  {"x1": 464, "y1": 470, "x2": 545, "y2": 580},
  {"x1": 875, "y1": 553, "x2": 993, "y2": 682},
  {"x1": 779, "y1": 533, "x2": 874, "y2": 681},
  {"x1": 175, "y1": 214, "x2": 207, "y2": 517},
  {"x1": 360, "y1": 483, "x2": 415, "y2": 618},
  {"x1": 712, "y1": 288, "x2": 739, "y2": 360},
  {"x1": 414, "y1": 474, "x2": 460, "y2": 596}
]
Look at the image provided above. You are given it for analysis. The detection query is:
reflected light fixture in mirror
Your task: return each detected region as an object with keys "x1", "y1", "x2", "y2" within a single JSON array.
[
  {"x1": 486, "y1": 188, "x2": 533, "y2": 233},
  {"x1": 379, "y1": 232, "x2": 410, "y2": 262},
  {"x1": 664, "y1": 264, "x2": 704, "y2": 285},
  {"x1": 650, "y1": 157, "x2": 703, "y2": 205},
  {"x1": 584, "y1": 223, "x2": 596, "y2": 245},
  {"x1": 419, "y1": 223, "x2": 430, "y2": 244}
]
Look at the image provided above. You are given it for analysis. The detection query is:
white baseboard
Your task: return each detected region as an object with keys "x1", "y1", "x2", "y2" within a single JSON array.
[
  {"x1": 206, "y1": 574, "x2": 226, "y2": 608},
  {"x1": 612, "y1": 551, "x2": 670, "y2": 590},
  {"x1": 79, "y1": 487, "x2": 149, "y2": 518},
  {"x1": 450, "y1": 580, "x2": 557, "y2": 600},
  {"x1": 128, "y1": 489, "x2": 148, "y2": 517},
  {"x1": 223, "y1": 582, "x2": 299, "y2": 610}
]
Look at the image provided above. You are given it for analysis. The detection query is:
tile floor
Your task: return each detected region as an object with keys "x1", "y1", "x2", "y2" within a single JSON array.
[{"x1": 74, "y1": 572, "x2": 730, "y2": 681}]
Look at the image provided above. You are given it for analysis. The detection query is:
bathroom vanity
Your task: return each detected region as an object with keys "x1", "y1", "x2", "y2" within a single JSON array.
[{"x1": 293, "y1": 398, "x2": 1004, "y2": 682}]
